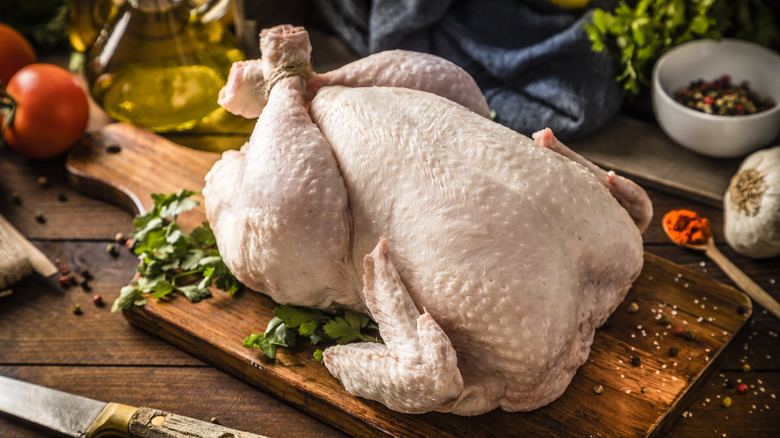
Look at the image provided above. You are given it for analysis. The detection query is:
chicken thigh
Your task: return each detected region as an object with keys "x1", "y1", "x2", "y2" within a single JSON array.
[{"x1": 204, "y1": 25, "x2": 652, "y2": 415}]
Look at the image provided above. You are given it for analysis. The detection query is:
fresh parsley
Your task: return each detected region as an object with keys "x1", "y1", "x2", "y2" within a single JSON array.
[
  {"x1": 111, "y1": 190, "x2": 241, "y2": 312},
  {"x1": 585, "y1": 0, "x2": 779, "y2": 98},
  {"x1": 243, "y1": 305, "x2": 382, "y2": 360}
]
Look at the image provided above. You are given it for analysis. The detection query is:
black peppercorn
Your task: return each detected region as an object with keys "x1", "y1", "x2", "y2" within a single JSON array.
[{"x1": 668, "y1": 347, "x2": 679, "y2": 357}]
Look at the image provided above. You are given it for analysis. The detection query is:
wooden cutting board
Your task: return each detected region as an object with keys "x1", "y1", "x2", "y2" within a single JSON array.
[{"x1": 66, "y1": 123, "x2": 752, "y2": 438}]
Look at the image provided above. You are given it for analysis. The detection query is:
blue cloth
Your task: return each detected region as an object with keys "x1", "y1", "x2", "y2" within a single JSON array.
[{"x1": 313, "y1": 0, "x2": 623, "y2": 140}]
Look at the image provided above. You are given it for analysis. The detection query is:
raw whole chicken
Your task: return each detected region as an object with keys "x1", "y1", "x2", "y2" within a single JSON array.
[{"x1": 204, "y1": 25, "x2": 653, "y2": 416}]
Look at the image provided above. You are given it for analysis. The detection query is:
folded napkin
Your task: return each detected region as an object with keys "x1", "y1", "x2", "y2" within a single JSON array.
[{"x1": 314, "y1": 0, "x2": 623, "y2": 140}]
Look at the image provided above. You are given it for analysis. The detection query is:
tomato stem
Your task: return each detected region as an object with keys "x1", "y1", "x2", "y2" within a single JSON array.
[{"x1": 0, "y1": 82, "x2": 18, "y2": 148}]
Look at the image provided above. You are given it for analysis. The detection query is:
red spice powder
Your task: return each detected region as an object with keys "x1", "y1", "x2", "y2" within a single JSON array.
[{"x1": 663, "y1": 209, "x2": 711, "y2": 245}]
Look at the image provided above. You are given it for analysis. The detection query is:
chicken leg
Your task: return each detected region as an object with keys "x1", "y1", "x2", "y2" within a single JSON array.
[{"x1": 204, "y1": 25, "x2": 357, "y2": 308}]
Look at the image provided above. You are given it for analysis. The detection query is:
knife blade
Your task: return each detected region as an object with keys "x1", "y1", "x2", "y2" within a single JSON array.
[{"x1": 0, "y1": 375, "x2": 270, "y2": 437}]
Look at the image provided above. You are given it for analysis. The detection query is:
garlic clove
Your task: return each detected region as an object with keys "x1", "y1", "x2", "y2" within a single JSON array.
[{"x1": 723, "y1": 145, "x2": 780, "y2": 259}]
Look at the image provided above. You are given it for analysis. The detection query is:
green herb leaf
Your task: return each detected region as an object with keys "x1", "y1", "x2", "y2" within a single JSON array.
[
  {"x1": 111, "y1": 190, "x2": 243, "y2": 312},
  {"x1": 585, "y1": 0, "x2": 779, "y2": 98},
  {"x1": 245, "y1": 306, "x2": 382, "y2": 360}
]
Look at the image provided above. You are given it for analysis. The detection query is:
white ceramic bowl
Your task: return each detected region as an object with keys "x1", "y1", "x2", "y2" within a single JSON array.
[{"x1": 651, "y1": 39, "x2": 780, "y2": 158}]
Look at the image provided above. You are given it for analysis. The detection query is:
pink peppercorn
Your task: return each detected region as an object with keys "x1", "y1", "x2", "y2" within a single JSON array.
[
  {"x1": 93, "y1": 295, "x2": 103, "y2": 306},
  {"x1": 674, "y1": 326, "x2": 685, "y2": 336},
  {"x1": 737, "y1": 383, "x2": 748, "y2": 394}
]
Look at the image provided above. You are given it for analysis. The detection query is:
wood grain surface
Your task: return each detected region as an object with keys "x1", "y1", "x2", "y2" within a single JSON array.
[
  {"x1": 2, "y1": 124, "x2": 778, "y2": 438},
  {"x1": 61, "y1": 123, "x2": 756, "y2": 437}
]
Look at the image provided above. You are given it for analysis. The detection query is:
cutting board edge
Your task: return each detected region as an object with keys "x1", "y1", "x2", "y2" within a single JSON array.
[
  {"x1": 121, "y1": 305, "x2": 435, "y2": 438},
  {"x1": 119, "y1": 251, "x2": 754, "y2": 438}
]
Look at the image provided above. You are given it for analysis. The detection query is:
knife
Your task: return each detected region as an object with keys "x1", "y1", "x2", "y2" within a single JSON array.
[{"x1": 0, "y1": 375, "x2": 270, "y2": 437}]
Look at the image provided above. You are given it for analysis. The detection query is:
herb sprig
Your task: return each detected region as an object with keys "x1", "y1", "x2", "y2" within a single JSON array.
[
  {"x1": 585, "y1": 0, "x2": 779, "y2": 98},
  {"x1": 243, "y1": 305, "x2": 382, "y2": 360},
  {"x1": 111, "y1": 190, "x2": 240, "y2": 312}
]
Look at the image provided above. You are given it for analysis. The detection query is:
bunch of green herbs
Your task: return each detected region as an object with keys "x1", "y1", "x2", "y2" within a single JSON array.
[
  {"x1": 585, "y1": 0, "x2": 779, "y2": 98},
  {"x1": 244, "y1": 305, "x2": 382, "y2": 360},
  {"x1": 111, "y1": 190, "x2": 240, "y2": 312}
]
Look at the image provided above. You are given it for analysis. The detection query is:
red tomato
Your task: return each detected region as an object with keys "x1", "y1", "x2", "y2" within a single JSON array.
[
  {"x1": 3, "y1": 64, "x2": 89, "y2": 159},
  {"x1": 0, "y1": 23, "x2": 37, "y2": 85}
]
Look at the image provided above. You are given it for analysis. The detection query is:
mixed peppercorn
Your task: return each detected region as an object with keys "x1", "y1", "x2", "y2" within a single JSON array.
[{"x1": 673, "y1": 75, "x2": 775, "y2": 116}]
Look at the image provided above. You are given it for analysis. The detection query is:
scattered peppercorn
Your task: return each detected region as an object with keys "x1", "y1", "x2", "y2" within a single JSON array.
[
  {"x1": 674, "y1": 326, "x2": 685, "y2": 336},
  {"x1": 725, "y1": 378, "x2": 735, "y2": 389},
  {"x1": 59, "y1": 265, "x2": 70, "y2": 275},
  {"x1": 673, "y1": 75, "x2": 775, "y2": 116},
  {"x1": 80, "y1": 269, "x2": 93, "y2": 280},
  {"x1": 71, "y1": 304, "x2": 82, "y2": 315},
  {"x1": 593, "y1": 384, "x2": 604, "y2": 394},
  {"x1": 67, "y1": 274, "x2": 77, "y2": 286},
  {"x1": 210, "y1": 417, "x2": 220, "y2": 424},
  {"x1": 631, "y1": 356, "x2": 641, "y2": 367},
  {"x1": 37, "y1": 176, "x2": 49, "y2": 188},
  {"x1": 106, "y1": 144, "x2": 122, "y2": 154},
  {"x1": 57, "y1": 193, "x2": 67, "y2": 202},
  {"x1": 628, "y1": 302, "x2": 639, "y2": 314},
  {"x1": 722, "y1": 397, "x2": 732, "y2": 408},
  {"x1": 737, "y1": 383, "x2": 749, "y2": 394},
  {"x1": 659, "y1": 314, "x2": 670, "y2": 325},
  {"x1": 11, "y1": 192, "x2": 22, "y2": 205},
  {"x1": 668, "y1": 347, "x2": 679, "y2": 357},
  {"x1": 737, "y1": 305, "x2": 748, "y2": 315},
  {"x1": 58, "y1": 276, "x2": 71, "y2": 288},
  {"x1": 34, "y1": 212, "x2": 46, "y2": 224},
  {"x1": 79, "y1": 280, "x2": 92, "y2": 292},
  {"x1": 683, "y1": 330, "x2": 695, "y2": 341},
  {"x1": 93, "y1": 295, "x2": 103, "y2": 306},
  {"x1": 106, "y1": 243, "x2": 118, "y2": 257},
  {"x1": 742, "y1": 363, "x2": 752, "y2": 372},
  {"x1": 115, "y1": 232, "x2": 126, "y2": 244}
]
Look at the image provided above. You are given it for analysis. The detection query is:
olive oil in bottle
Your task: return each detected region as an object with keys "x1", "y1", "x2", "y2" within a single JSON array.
[{"x1": 85, "y1": 0, "x2": 243, "y2": 132}]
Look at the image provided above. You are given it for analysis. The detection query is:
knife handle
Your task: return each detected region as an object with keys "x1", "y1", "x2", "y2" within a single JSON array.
[{"x1": 127, "y1": 406, "x2": 270, "y2": 438}]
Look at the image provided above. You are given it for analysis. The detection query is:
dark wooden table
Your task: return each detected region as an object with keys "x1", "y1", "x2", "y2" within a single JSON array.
[{"x1": 1, "y1": 107, "x2": 779, "y2": 437}]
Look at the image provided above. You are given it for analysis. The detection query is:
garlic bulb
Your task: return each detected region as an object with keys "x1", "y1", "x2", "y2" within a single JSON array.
[{"x1": 723, "y1": 145, "x2": 780, "y2": 258}]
